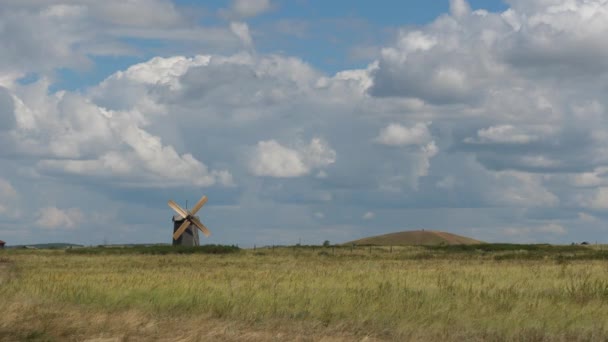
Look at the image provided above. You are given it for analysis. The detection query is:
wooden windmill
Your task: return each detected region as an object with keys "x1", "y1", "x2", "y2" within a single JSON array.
[{"x1": 168, "y1": 195, "x2": 211, "y2": 246}]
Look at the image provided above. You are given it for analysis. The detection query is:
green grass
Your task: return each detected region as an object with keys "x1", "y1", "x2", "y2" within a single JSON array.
[{"x1": 2, "y1": 245, "x2": 608, "y2": 340}]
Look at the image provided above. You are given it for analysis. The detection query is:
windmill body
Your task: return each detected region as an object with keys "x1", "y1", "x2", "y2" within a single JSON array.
[
  {"x1": 168, "y1": 195, "x2": 211, "y2": 246},
  {"x1": 172, "y1": 215, "x2": 200, "y2": 246}
]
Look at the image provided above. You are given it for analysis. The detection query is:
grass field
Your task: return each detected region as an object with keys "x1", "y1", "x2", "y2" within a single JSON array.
[{"x1": 2, "y1": 245, "x2": 608, "y2": 341}]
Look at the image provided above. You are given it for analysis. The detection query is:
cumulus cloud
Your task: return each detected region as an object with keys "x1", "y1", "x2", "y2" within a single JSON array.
[
  {"x1": 0, "y1": 178, "x2": 17, "y2": 199},
  {"x1": 582, "y1": 187, "x2": 608, "y2": 210},
  {"x1": 578, "y1": 212, "x2": 598, "y2": 223},
  {"x1": 230, "y1": 22, "x2": 254, "y2": 49},
  {"x1": 436, "y1": 176, "x2": 456, "y2": 190},
  {"x1": 503, "y1": 223, "x2": 567, "y2": 237},
  {"x1": 450, "y1": 0, "x2": 471, "y2": 18},
  {"x1": 572, "y1": 167, "x2": 608, "y2": 188},
  {"x1": 0, "y1": 1, "x2": 240, "y2": 81},
  {"x1": 0, "y1": 178, "x2": 15, "y2": 216},
  {"x1": 410, "y1": 18, "x2": 603, "y2": 173},
  {"x1": 0, "y1": 87, "x2": 16, "y2": 130},
  {"x1": 3, "y1": 78, "x2": 233, "y2": 188},
  {"x1": 374, "y1": 122, "x2": 438, "y2": 190},
  {"x1": 228, "y1": 0, "x2": 272, "y2": 18},
  {"x1": 249, "y1": 138, "x2": 336, "y2": 178},
  {"x1": 376, "y1": 122, "x2": 432, "y2": 147},
  {"x1": 369, "y1": 0, "x2": 608, "y2": 113},
  {"x1": 35, "y1": 207, "x2": 84, "y2": 230},
  {"x1": 537, "y1": 223, "x2": 568, "y2": 236},
  {"x1": 464, "y1": 125, "x2": 540, "y2": 145},
  {"x1": 490, "y1": 171, "x2": 559, "y2": 207}
]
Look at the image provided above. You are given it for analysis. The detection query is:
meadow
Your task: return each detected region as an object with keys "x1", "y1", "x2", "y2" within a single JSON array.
[{"x1": 2, "y1": 245, "x2": 608, "y2": 341}]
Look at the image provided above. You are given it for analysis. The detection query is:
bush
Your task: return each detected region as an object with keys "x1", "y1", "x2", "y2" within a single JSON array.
[{"x1": 65, "y1": 245, "x2": 240, "y2": 255}]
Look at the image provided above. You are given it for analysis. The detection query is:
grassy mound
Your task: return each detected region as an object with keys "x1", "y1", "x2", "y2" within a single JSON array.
[{"x1": 346, "y1": 230, "x2": 483, "y2": 246}]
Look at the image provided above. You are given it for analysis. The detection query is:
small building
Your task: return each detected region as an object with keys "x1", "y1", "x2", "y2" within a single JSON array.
[{"x1": 0, "y1": 240, "x2": 5, "y2": 249}]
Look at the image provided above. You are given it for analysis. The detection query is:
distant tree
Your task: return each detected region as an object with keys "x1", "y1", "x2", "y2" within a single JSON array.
[{"x1": 323, "y1": 240, "x2": 331, "y2": 247}]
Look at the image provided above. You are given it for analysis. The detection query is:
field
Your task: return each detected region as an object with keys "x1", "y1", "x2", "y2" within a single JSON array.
[{"x1": 2, "y1": 245, "x2": 608, "y2": 341}]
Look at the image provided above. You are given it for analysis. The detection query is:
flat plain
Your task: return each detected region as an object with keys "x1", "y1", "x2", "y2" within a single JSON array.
[{"x1": 2, "y1": 245, "x2": 608, "y2": 341}]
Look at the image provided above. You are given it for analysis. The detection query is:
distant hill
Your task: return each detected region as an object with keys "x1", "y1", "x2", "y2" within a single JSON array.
[{"x1": 345, "y1": 230, "x2": 483, "y2": 246}]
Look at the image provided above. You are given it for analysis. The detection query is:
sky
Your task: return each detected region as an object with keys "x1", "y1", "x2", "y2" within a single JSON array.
[{"x1": 1, "y1": 0, "x2": 608, "y2": 246}]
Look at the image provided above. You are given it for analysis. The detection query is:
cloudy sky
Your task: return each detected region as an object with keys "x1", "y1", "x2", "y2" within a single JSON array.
[{"x1": 1, "y1": 0, "x2": 607, "y2": 246}]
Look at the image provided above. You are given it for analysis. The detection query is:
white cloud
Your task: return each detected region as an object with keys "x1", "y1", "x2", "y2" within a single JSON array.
[
  {"x1": 578, "y1": 212, "x2": 598, "y2": 223},
  {"x1": 502, "y1": 223, "x2": 567, "y2": 237},
  {"x1": 375, "y1": 120, "x2": 439, "y2": 191},
  {"x1": 0, "y1": 178, "x2": 19, "y2": 219},
  {"x1": 230, "y1": 22, "x2": 254, "y2": 49},
  {"x1": 370, "y1": 0, "x2": 608, "y2": 107},
  {"x1": 376, "y1": 122, "x2": 432, "y2": 147},
  {"x1": 572, "y1": 167, "x2": 608, "y2": 187},
  {"x1": 436, "y1": 176, "x2": 456, "y2": 190},
  {"x1": 583, "y1": 187, "x2": 608, "y2": 210},
  {"x1": 362, "y1": 212, "x2": 375, "y2": 220},
  {"x1": 249, "y1": 138, "x2": 336, "y2": 178},
  {"x1": 35, "y1": 207, "x2": 83, "y2": 230},
  {"x1": 465, "y1": 125, "x2": 539, "y2": 145},
  {"x1": 537, "y1": 223, "x2": 567, "y2": 236},
  {"x1": 316, "y1": 170, "x2": 328, "y2": 179},
  {"x1": 229, "y1": 0, "x2": 272, "y2": 18},
  {"x1": 491, "y1": 171, "x2": 559, "y2": 207},
  {"x1": 450, "y1": 0, "x2": 471, "y2": 18},
  {"x1": 0, "y1": 1, "x2": 240, "y2": 79},
  {"x1": 4, "y1": 78, "x2": 233, "y2": 188},
  {"x1": 0, "y1": 178, "x2": 17, "y2": 199}
]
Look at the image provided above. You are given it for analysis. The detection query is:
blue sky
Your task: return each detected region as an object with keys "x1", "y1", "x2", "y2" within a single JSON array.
[{"x1": 2, "y1": 0, "x2": 608, "y2": 246}]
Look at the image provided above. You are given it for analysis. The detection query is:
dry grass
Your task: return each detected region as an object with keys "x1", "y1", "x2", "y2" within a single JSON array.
[{"x1": 2, "y1": 248, "x2": 608, "y2": 341}]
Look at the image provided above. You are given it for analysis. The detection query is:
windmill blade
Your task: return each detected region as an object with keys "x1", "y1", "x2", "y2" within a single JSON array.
[
  {"x1": 168, "y1": 200, "x2": 188, "y2": 219},
  {"x1": 173, "y1": 219, "x2": 192, "y2": 240},
  {"x1": 190, "y1": 217, "x2": 211, "y2": 237},
  {"x1": 189, "y1": 195, "x2": 208, "y2": 216}
]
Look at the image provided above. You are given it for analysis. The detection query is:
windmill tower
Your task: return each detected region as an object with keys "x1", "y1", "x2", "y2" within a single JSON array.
[{"x1": 168, "y1": 195, "x2": 211, "y2": 246}]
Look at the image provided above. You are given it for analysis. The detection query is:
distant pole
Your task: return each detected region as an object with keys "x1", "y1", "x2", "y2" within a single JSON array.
[
  {"x1": 390, "y1": 245, "x2": 393, "y2": 253},
  {"x1": 254, "y1": 244, "x2": 256, "y2": 251}
]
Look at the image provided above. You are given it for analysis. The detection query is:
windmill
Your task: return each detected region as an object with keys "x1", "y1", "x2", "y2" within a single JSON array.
[{"x1": 168, "y1": 195, "x2": 211, "y2": 246}]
